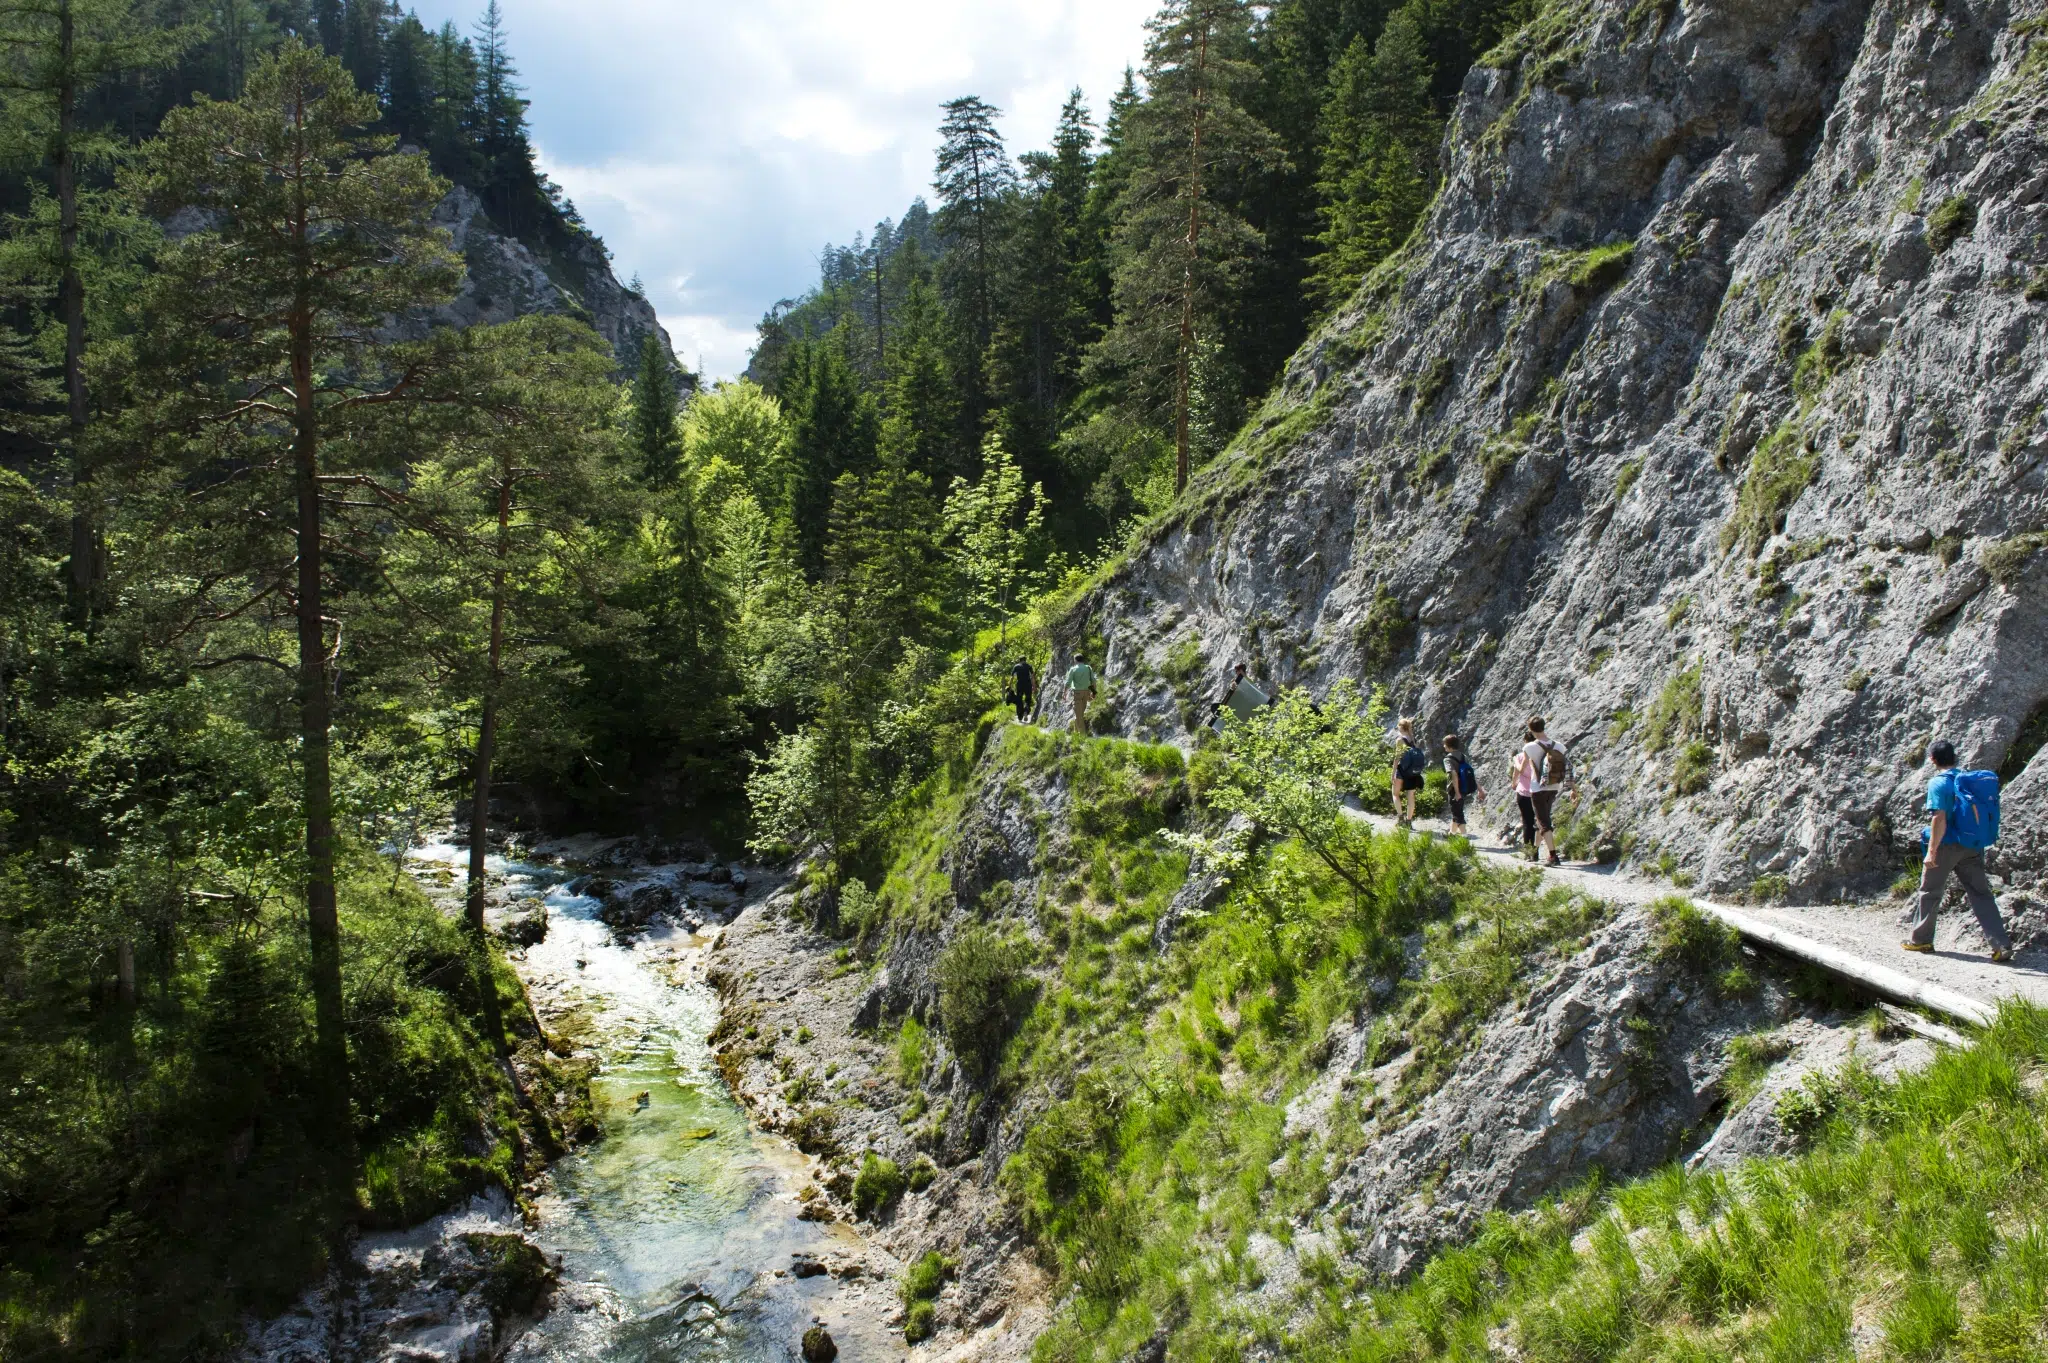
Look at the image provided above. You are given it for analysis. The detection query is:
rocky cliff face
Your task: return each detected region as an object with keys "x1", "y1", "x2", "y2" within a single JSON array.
[
  {"x1": 385, "y1": 185, "x2": 684, "y2": 381},
  {"x1": 1066, "y1": 0, "x2": 2048, "y2": 902}
]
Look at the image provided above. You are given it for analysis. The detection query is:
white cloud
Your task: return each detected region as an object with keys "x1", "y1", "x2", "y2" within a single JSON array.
[{"x1": 405, "y1": 0, "x2": 1158, "y2": 379}]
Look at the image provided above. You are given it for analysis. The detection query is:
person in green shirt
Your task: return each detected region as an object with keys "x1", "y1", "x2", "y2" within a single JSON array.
[{"x1": 1066, "y1": 658, "x2": 1097, "y2": 733}]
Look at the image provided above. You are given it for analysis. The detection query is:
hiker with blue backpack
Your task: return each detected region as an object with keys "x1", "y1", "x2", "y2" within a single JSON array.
[
  {"x1": 1903, "y1": 740, "x2": 2013, "y2": 961},
  {"x1": 1442, "y1": 734, "x2": 1486, "y2": 837}
]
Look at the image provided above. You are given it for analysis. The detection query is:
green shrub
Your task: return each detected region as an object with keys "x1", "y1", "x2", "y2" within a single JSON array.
[
  {"x1": 907, "y1": 1154, "x2": 938, "y2": 1191},
  {"x1": 1357, "y1": 585, "x2": 1415, "y2": 674},
  {"x1": 852, "y1": 1151, "x2": 905, "y2": 1218},
  {"x1": 903, "y1": 1249, "x2": 955, "y2": 1302},
  {"x1": 1568, "y1": 240, "x2": 1636, "y2": 292},
  {"x1": 1774, "y1": 1070, "x2": 1842, "y2": 1142},
  {"x1": 1614, "y1": 458, "x2": 1643, "y2": 499},
  {"x1": 1929, "y1": 195, "x2": 1977, "y2": 251},
  {"x1": 1671, "y1": 739, "x2": 1715, "y2": 794},
  {"x1": 1650, "y1": 896, "x2": 1742, "y2": 979},
  {"x1": 936, "y1": 924, "x2": 1032, "y2": 1075},
  {"x1": 904, "y1": 1299, "x2": 938, "y2": 1344},
  {"x1": 1747, "y1": 874, "x2": 1790, "y2": 904},
  {"x1": 1643, "y1": 666, "x2": 1703, "y2": 753}
]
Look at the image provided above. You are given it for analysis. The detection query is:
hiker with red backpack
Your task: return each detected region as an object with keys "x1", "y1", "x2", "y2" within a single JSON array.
[
  {"x1": 1903, "y1": 740, "x2": 2013, "y2": 961},
  {"x1": 1520, "y1": 716, "x2": 1574, "y2": 866},
  {"x1": 1442, "y1": 734, "x2": 1486, "y2": 837}
]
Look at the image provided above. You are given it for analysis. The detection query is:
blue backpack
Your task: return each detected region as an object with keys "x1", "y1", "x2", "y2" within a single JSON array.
[
  {"x1": 1946, "y1": 770, "x2": 2002, "y2": 850},
  {"x1": 1452, "y1": 755, "x2": 1478, "y2": 796}
]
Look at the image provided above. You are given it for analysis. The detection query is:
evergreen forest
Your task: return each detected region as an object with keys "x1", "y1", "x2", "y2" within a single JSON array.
[{"x1": 0, "y1": 0, "x2": 1556, "y2": 1353}]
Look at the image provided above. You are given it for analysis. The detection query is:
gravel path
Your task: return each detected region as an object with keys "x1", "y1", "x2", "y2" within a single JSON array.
[{"x1": 1349, "y1": 808, "x2": 2048, "y2": 1024}]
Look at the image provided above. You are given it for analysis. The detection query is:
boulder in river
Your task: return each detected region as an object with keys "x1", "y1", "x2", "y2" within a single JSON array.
[
  {"x1": 597, "y1": 882, "x2": 676, "y2": 940},
  {"x1": 801, "y1": 1325, "x2": 838, "y2": 1362}
]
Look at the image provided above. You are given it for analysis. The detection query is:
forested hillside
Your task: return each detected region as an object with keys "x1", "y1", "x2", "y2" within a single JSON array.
[{"x1": 0, "y1": 3, "x2": 699, "y2": 1353}]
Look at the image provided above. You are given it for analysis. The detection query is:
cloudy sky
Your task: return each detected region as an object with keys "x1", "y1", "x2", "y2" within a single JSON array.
[{"x1": 400, "y1": 0, "x2": 1160, "y2": 379}]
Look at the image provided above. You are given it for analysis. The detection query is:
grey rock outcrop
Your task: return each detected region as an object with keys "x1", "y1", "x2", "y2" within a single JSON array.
[
  {"x1": 1062, "y1": 0, "x2": 2048, "y2": 902},
  {"x1": 385, "y1": 185, "x2": 686, "y2": 380}
]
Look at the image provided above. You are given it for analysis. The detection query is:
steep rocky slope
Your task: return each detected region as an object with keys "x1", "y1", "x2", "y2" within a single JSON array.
[
  {"x1": 711, "y1": 727, "x2": 1934, "y2": 1358},
  {"x1": 1061, "y1": 0, "x2": 2048, "y2": 902}
]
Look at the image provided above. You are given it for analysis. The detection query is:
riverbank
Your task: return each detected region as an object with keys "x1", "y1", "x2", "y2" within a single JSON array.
[
  {"x1": 708, "y1": 882, "x2": 1055, "y2": 1362},
  {"x1": 247, "y1": 834, "x2": 914, "y2": 1362}
]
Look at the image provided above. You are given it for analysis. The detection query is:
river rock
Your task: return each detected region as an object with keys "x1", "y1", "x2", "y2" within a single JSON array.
[
  {"x1": 597, "y1": 883, "x2": 675, "y2": 940},
  {"x1": 801, "y1": 1325, "x2": 838, "y2": 1362},
  {"x1": 498, "y1": 905, "x2": 547, "y2": 948}
]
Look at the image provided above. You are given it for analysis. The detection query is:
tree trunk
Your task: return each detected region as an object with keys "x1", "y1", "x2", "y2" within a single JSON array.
[
  {"x1": 872, "y1": 247, "x2": 886, "y2": 376},
  {"x1": 1175, "y1": 23, "x2": 1210, "y2": 497},
  {"x1": 115, "y1": 937, "x2": 134, "y2": 1006},
  {"x1": 288, "y1": 105, "x2": 354, "y2": 1203},
  {"x1": 57, "y1": 0, "x2": 96, "y2": 626},
  {"x1": 467, "y1": 481, "x2": 512, "y2": 938}
]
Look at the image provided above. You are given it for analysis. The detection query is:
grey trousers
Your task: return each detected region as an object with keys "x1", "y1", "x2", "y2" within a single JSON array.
[{"x1": 1909, "y1": 843, "x2": 2011, "y2": 950}]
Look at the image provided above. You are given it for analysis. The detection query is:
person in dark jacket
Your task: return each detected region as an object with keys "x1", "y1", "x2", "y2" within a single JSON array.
[{"x1": 1007, "y1": 657, "x2": 1037, "y2": 722}]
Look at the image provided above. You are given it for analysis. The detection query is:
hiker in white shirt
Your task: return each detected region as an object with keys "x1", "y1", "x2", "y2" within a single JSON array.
[{"x1": 1520, "y1": 716, "x2": 1574, "y2": 867}]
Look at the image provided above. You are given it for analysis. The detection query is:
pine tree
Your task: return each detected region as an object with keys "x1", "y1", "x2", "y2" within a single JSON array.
[
  {"x1": 824, "y1": 448, "x2": 942, "y2": 675},
  {"x1": 1306, "y1": 8, "x2": 1439, "y2": 312},
  {"x1": 0, "y1": 0, "x2": 188, "y2": 624},
  {"x1": 129, "y1": 38, "x2": 460, "y2": 1200},
  {"x1": 882, "y1": 263, "x2": 962, "y2": 487},
  {"x1": 629, "y1": 332, "x2": 681, "y2": 485},
  {"x1": 1092, "y1": 0, "x2": 1286, "y2": 493},
  {"x1": 932, "y1": 94, "x2": 1016, "y2": 398},
  {"x1": 942, "y1": 433, "x2": 1045, "y2": 648},
  {"x1": 993, "y1": 89, "x2": 1096, "y2": 463},
  {"x1": 395, "y1": 318, "x2": 619, "y2": 940},
  {"x1": 779, "y1": 334, "x2": 878, "y2": 575}
]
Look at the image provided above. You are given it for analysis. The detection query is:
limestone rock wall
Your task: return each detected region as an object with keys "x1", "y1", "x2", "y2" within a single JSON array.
[
  {"x1": 387, "y1": 185, "x2": 685, "y2": 383},
  {"x1": 1064, "y1": 0, "x2": 2048, "y2": 902}
]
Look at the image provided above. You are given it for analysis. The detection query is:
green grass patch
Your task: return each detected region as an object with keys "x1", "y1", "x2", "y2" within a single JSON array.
[
  {"x1": 1722, "y1": 421, "x2": 1818, "y2": 559},
  {"x1": 1087, "y1": 1002, "x2": 2048, "y2": 1363},
  {"x1": 1643, "y1": 665, "x2": 1703, "y2": 754}
]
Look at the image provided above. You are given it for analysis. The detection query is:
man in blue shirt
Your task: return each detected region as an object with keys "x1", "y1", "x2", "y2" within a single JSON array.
[{"x1": 1903, "y1": 740, "x2": 2013, "y2": 960}]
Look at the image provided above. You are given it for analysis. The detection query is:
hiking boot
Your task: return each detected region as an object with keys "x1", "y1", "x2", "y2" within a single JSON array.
[
  {"x1": 1991, "y1": 947, "x2": 2015, "y2": 963},
  {"x1": 1900, "y1": 941, "x2": 1933, "y2": 953},
  {"x1": 1546, "y1": 854, "x2": 1563, "y2": 867}
]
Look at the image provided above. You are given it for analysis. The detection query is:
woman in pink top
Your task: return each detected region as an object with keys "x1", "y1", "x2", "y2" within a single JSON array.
[{"x1": 1509, "y1": 744, "x2": 1538, "y2": 858}]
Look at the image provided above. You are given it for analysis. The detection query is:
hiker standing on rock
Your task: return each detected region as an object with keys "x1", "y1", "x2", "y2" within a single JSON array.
[
  {"x1": 1903, "y1": 740, "x2": 2013, "y2": 961},
  {"x1": 1007, "y1": 657, "x2": 1037, "y2": 723},
  {"x1": 1066, "y1": 657, "x2": 1098, "y2": 734},
  {"x1": 1392, "y1": 717, "x2": 1426, "y2": 829},
  {"x1": 1442, "y1": 734, "x2": 1485, "y2": 837},
  {"x1": 1521, "y1": 716, "x2": 1573, "y2": 866}
]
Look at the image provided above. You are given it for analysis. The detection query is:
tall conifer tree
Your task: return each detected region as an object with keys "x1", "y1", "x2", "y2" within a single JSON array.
[
  {"x1": 1307, "y1": 8, "x2": 1439, "y2": 312},
  {"x1": 0, "y1": 0, "x2": 188, "y2": 624},
  {"x1": 130, "y1": 39, "x2": 461, "y2": 1200},
  {"x1": 630, "y1": 332, "x2": 681, "y2": 486},
  {"x1": 1091, "y1": 0, "x2": 1285, "y2": 492}
]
